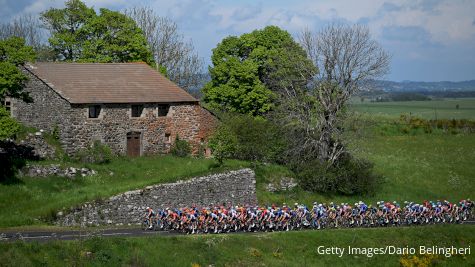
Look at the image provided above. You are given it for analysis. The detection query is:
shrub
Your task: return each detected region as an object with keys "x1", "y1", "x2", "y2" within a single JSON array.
[
  {"x1": 218, "y1": 113, "x2": 286, "y2": 162},
  {"x1": 76, "y1": 141, "x2": 113, "y2": 164},
  {"x1": 0, "y1": 140, "x2": 39, "y2": 183},
  {"x1": 0, "y1": 106, "x2": 20, "y2": 140},
  {"x1": 170, "y1": 135, "x2": 191, "y2": 157},
  {"x1": 295, "y1": 154, "x2": 382, "y2": 195},
  {"x1": 52, "y1": 124, "x2": 60, "y2": 140},
  {"x1": 208, "y1": 124, "x2": 238, "y2": 165}
]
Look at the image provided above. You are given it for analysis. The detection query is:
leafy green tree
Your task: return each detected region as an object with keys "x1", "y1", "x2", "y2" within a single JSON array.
[
  {"x1": 203, "y1": 26, "x2": 315, "y2": 116},
  {"x1": 40, "y1": 0, "x2": 95, "y2": 61},
  {"x1": 41, "y1": 0, "x2": 152, "y2": 63},
  {"x1": 0, "y1": 36, "x2": 35, "y2": 103},
  {"x1": 79, "y1": 8, "x2": 153, "y2": 63}
]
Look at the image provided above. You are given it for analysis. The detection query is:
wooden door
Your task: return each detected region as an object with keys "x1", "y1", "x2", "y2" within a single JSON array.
[{"x1": 127, "y1": 132, "x2": 141, "y2": 157}]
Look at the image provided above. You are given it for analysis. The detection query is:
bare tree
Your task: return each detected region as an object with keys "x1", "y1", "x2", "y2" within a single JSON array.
[
  {"x1": 0, "y1": 14, "x2": 44, "y2": 49},
  {"x1": 0, "y1": 14, "x2": 56, "y2": 61},
  {"x1": 124, "y1": 7, "x2": 203, "y2": 93},
  {"x1": 279, "y1": 24, "x2": 390, "y2": 166}
]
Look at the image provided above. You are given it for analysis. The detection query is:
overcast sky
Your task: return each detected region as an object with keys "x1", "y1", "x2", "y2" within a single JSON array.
[{"x1": 1, "y1": 0, "x2": 474, "y2": 82}]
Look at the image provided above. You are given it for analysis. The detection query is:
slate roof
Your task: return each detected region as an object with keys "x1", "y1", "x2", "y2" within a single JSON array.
[{"x1": 25, "y1": 62, "x2": 197, "y2": 104}]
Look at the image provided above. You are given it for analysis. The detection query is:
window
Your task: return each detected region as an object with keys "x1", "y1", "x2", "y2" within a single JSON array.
[
  {"x1": 165, "y1": 133, "x2": 171, "y2": 143},
  {"x1": 158, "y1": 104, "x2": 170, "y2": 116},
  {"x1": 4, "y1": 100, "x2": 11, "y2": 114},
  {"x1": 131, "y1": 105, "x2": 144, "y2": 117},
  {"x1": 88, "y1": 105, "x2": 101, "y2": 118}
]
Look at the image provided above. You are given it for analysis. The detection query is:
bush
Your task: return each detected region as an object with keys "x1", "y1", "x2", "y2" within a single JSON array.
[
  {"x1": 216, "y1": 113, "x2": 286, "y2": 162},
  {"x1": 208, "y1": 125, "x2": 238, "y2": 165},
  {"x1": 0, "y1": 106, "x2": 20, "y2": 140},
  {"x1": 295, "y1": 154, "x2": 382, "y2": 195},
  {"x1": 170, "y1": 135, "x2": 191, "y2": 157},
  {"x1": 76, "y1": 141, "x2": 113, "y2": 164},
  {"x1": 0, "y1": 140, "x2": 39, "y2": 183}
]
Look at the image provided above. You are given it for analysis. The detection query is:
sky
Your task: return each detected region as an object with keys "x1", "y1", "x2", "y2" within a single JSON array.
[{"x1": 1, "y1": 0, "x2": 474, "y2": 82}]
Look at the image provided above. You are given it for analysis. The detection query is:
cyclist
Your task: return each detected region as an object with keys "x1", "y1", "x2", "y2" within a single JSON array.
[{"x1": 145, "y1": 207, "x2": 156, "y2": 229}]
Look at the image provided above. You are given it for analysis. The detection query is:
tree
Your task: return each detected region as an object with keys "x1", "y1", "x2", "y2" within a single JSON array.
[
  {"x1": 41, "y1": 0, "x2": 152, "y2": 63},
  {"x1": 0, "y1": 14, "x2": 43, "y2": 49},
  {"x1": 79, "y1": 8, "x2": 153, "y2": 63},
  {"x1": 0, "y1": 37, "x2": 36, "y2": 103},
  {"x1": 125, "y1": 7, "x2": 203, "y2": 93},
  {"x1": 40, "y1": 0, "x2": 95, "y2": 61},
  {"x1": 203, "y1": 26, "x2": 316, "y2": 116},
  {"x1": 280, "y1": 24, "x2": 390, "y2": 166},
  {"x1": 0, "y1": 14, "x2": 55, "y2": 62}
]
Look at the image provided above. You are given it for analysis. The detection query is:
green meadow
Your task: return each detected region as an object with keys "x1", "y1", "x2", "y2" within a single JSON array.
[{"x1": 350, "y1": 98, "x2": 475, "y2": 120}]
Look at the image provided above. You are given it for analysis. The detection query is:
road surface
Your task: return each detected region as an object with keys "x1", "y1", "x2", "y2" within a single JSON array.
[{"x1": 1, "y1": 221, "x2": 473, "y2": 243}]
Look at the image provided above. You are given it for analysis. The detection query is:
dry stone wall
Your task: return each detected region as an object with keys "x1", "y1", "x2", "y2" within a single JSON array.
[{"x1": 57, "y1": 168, "x2": 257, "y2": 227}]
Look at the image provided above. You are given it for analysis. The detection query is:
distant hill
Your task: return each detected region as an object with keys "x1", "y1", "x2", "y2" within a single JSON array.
[
  {"x1": 191, "y1": 74, "x2": 475, "y2": 99},
  {"x1": 371, "y1": 80, "x2": 475, "y2": 92},
  {"x1": 358, "y1": 80, "x2": 475, "y2": 100}
]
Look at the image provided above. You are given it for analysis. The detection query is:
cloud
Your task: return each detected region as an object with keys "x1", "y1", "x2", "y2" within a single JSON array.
[
  {"x1": 0, "y1": 0, "x2": 36, "y2": 21},
  {"x1": 231, "y1": 4, "x2": 262, "y2": 21},
  {"x1": 1, "y1": 0, "x2": 474, "y2": 81},
  {"x1": 380, "y1": 2, "x2": 402, "y2": 12},
  {"x1": 382, "y1": 25, "x2": 432, "y2": 44},
  {"x1": 418, "y1": 0, "x2": 444, "y2": 12}
]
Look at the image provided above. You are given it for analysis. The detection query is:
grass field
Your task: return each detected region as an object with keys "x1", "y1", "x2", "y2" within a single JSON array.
[
  {"x1": 350, "y1": 98, "x2": 475, "y2": 120},
  {"x1": 1, "y1": 224, "x2": 473, "y2": 266},
  {"x1": 256, "y1": 129, "x2": 475, "y2": 206}
]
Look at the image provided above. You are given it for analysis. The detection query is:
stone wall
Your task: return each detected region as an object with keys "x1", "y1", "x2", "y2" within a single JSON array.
[
  {"x1": 12, "y1": 68, "x2": 72, "y2": 134},
  {"x1": 57, "y1": 168, "x2": 257, "y2": 227},
  {"x1": 18, "y1": 132, "x2": 56, "y2": 159},
  {"x1": 11, "y1": 67, "x2": 217, "y2": 156},
  {"x1": 19, "y1": 164, "x2": 97, "y2": 178}
]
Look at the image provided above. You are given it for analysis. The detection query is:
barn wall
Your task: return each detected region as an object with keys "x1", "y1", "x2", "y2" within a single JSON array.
[{"x1": 12, "y1": 68, "x2": 216, "y2": 156}]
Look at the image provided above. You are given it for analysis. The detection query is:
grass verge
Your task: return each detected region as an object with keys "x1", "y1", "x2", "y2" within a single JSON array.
[{"x1": 0, "y1": 224, "x2": 473, "y2": 266}]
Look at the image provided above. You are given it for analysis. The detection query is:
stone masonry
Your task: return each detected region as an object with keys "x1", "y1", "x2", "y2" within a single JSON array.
[
  {"x1": 57, "y1": 169, "x2": 257, "y2": 227},
  {"x1": 11, "y1": 67, "x2": 217, "y2": 156}
]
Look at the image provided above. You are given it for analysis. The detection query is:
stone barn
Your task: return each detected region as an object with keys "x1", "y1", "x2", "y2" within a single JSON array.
[{"x1": 9, "y1": 62, "x2": 217, "y2": 156}]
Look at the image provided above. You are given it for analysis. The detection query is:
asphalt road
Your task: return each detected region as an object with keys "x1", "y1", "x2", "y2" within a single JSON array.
[
  {"x1": 1, "y1": 221, "x2": 474, "y2": 243},
  {"x1": 0, "y1": 228, "x2": 179, "y2": 243}
]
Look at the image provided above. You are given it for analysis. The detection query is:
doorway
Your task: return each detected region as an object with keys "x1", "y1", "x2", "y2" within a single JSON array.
[{"x1": 126, "y1": 131, "x2": 141, "y2": 157}]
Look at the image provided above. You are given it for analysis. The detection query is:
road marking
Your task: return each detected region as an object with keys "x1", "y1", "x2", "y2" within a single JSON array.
[
  {"x1": 101, "y1": 233, "x2": 132, "y2": 236},
  {"x1": 60, "y1": 234, "x2": 90, "y2": 238},
  {"x1": 21, "y1": 236, "x2": 51, "y2": 239}
]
